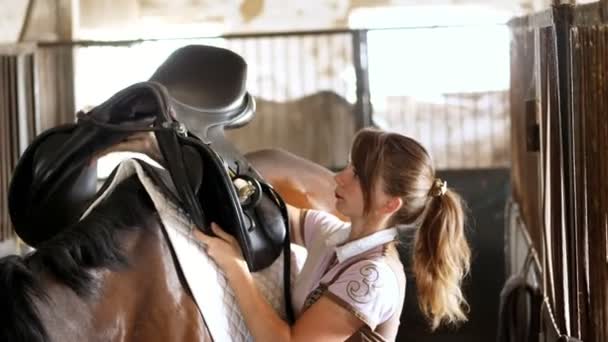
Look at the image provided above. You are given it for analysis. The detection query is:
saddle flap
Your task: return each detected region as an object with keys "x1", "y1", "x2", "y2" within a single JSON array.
[
  {"x1": 9, "y1": 83, "x2": 165, "y2": 246},
  {"x1": 182, "y1": 145, "x2": 204, "y2": 194},
  {"x1": 8, "y1": 124, "x2": 98, "y2": 246},
  {"x1": 257, "y1": 186, "x2": 289, "y2": 244},
  {"x1": 177, "y1": 136, "x2": 286, "y2": 271}
]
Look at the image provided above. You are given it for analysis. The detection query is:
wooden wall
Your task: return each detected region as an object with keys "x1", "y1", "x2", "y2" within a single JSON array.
[
  {"x1": 0, "y1": 46, "x2": 36, "y2": 242},
  {"x1": 508, "y1": 3, "x2": 608, "y2": 340}
]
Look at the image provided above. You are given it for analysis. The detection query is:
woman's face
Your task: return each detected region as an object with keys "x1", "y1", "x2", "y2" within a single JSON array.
[{"x1": 333, "y1": 164, "x2": 365, "y2": 218}]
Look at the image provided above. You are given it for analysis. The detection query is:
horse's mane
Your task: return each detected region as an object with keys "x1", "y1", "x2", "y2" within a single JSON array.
[{"x1": 0, "y1": 175, "x2": 157, "y2": 342}]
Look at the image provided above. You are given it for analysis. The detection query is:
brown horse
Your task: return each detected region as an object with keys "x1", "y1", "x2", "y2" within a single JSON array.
[
  {"x1": 0, "y1": 149, "x2": 338, "y2": 342},
  {"x1": 0, "y1": 175, "x2": 211, "y2": 342}
]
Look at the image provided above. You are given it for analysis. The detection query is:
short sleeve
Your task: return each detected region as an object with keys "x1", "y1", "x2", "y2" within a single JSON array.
[
  {"x1": 302, "y1": 210, "x2": 348, "y2": 249},
  {"x1": 325, "y1": 260, "x2": 400, "y2": 329}
]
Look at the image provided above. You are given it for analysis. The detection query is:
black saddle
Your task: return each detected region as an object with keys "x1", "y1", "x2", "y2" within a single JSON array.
[{"x1": 8, "y1": 45, "x2": 293, "y2": 321}]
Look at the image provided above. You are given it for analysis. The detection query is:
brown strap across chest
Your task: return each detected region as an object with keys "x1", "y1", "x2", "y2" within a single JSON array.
[{"x1": 303, "y1": 244, "x2": 405, "y2": 342}]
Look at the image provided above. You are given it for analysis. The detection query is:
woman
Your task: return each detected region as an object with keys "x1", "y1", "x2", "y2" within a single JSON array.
[{"x1": 194, "y1": 128, "x2": 471, "y2": 341}]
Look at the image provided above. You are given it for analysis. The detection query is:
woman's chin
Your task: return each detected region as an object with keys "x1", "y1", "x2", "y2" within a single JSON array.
[
  {"x1": 328, "y1": 203, "x2": 348, "y2": 221},
  {"x1": 335, "y1": 202, "x2": 348, "y2": 216}
]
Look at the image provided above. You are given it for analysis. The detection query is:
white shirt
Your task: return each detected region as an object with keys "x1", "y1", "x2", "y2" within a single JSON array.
[{"x1": 292, "y1": 210, "x2": 402, "y2": 330}]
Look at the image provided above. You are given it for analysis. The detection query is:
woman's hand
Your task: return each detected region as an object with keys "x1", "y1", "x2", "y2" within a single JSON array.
[{"x1": 193, "y1": 223, "x2": 249, "y2": 278}]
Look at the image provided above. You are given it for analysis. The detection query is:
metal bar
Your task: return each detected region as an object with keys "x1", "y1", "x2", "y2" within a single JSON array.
[
  {"x1": 7, "y1": 56, "x2": 18, "y2": 241},
  {"x1": 444, "y1": 94, "x2": 450, "y2": 169},
  {"x1": 488, "y1": 92, "x2": 495, "y2": 166},
  {"x1": 0, "y1": 57, "x2": 7, "y2": 240},
  {"x1": 351, "y1": 30, "x2": 372, "y2": 130},
  {"x1": 474, "y1": 96, "x2": 480, "y2": 168},
  {"x1": 8, "y1": 53, "x2": 19, "y2": 237},
  {"x1": 459, "y1": 94, "x2": 465, "y2": 167},
  {"x1": 34, "y1": 24, "x2": 507, "y2": 48},
  {"x1": 269, "y1": 37, "x2": 278, "y2": 144},
  {"x1": 1, "y1": 56, "x2": 15, "y2": 241},
  {"x1": 26, "y1": 54, "x2": 36, "y2": 146},
  {"x1": 281, "y1": 35, "x2": 289, "y2": 154},
  {"x1": 502, "y1": 91, "x2": 508, "y2": 167},
  {"x1": 0, "y1": 42, "x2": 37, "y2": 55}
]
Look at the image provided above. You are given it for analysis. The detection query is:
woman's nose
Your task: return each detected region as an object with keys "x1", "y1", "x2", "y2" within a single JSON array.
[{"x1": 334, "y1": 169, "x2": 346, "y2": 186}]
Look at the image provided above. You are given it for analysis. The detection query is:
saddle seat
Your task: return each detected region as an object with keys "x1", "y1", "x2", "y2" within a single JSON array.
[{"x1": 150, "y1": 44, "x2": 255, "y2": 138}]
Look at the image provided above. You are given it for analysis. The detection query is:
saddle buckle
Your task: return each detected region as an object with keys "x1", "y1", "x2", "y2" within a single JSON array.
[
  {"x1": 162, "y1": 121, "x2": 188, "y2": 137},
  {"x1": 233, "y1": 178, "x2": 256, "y2": 204}
]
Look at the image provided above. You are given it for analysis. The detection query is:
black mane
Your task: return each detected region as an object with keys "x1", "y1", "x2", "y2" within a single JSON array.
[{"x1": 0, "y1": 175, "x2": 157, "y2": 342}]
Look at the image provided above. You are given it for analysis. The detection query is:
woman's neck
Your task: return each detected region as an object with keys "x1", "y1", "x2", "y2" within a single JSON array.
[{"x1": 347, "y1": 214, "x2": 391, "y2": 241}]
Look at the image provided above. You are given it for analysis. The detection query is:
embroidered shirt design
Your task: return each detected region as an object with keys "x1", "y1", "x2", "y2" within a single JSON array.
[{"x1": 346, "y1": 263, "x2": 383, "y2": 304}]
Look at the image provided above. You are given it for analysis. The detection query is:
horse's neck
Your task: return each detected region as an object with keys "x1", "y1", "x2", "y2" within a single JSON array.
[
  {"x1": 35, "y1": 217, "x2": 209, "y2": 342},
  {"x1": 31, "y1": 271, "x2": 94, "y2": 341}
]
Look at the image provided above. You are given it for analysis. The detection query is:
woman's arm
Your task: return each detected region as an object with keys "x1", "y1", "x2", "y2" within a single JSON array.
[
  {"x1": 287, "y1": 204, "x2": 306, "y2": 246},
  {"x1": 229, "y1": 266, "x2": 363, "y2": 342},
  {"x1": 195, "y1": 224, "x2": 363, "y2": 342}
]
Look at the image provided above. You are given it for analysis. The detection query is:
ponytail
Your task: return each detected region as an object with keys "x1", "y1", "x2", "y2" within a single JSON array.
[
  {"x1": 412, "y1": 189, "x2": 471, "y2": 330},
  {"x1": 347, "y1": 128, "x2": 471, "y2": 329}
]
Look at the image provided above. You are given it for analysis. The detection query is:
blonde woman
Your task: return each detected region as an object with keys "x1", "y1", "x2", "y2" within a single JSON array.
[{"x1": 195, "y1": 128, "x2": 471, "y2": 341}]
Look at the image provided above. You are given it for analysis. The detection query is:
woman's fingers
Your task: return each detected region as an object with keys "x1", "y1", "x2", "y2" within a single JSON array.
[
  {"x1": 191, "y1": 224, "x2": 247, "y2": 274},
  {"x1": 210, "y1": 223, "x2": 238, "y2": 245},
  {"x1": 192, "y1": 224, "x2": 235, "y2": 249},
  {"x1": 192, "y1": 229, "x2": 210, "y2": 248}
]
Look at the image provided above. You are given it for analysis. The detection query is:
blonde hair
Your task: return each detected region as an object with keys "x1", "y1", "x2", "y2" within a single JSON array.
[{"x1": 350, "y1": 128, "x2": 471, "y2": 330}]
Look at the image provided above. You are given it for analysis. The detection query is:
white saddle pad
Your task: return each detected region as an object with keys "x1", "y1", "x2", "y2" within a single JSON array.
[{"x1": 81, "y1": 159, "x2": 306, "y2": 341}]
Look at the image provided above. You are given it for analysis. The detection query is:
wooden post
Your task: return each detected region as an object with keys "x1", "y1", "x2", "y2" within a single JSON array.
[{"x1": 20, "y1": 0, "x2": 76, "y2": 130}]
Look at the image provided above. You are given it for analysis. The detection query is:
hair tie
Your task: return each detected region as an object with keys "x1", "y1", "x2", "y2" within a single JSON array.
[{"x1": 430, "y1": 178, "x2": 447, "y2": 197}]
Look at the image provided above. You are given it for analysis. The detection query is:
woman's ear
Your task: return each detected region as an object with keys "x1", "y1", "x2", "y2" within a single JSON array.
[{"x1": 380, "y1": 197, "x2": 402, "y2": 215}]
